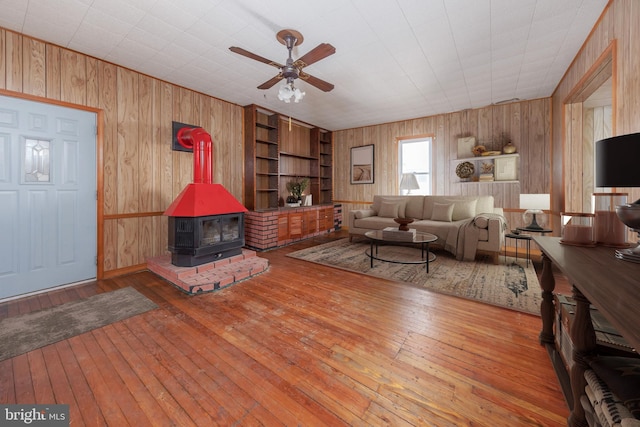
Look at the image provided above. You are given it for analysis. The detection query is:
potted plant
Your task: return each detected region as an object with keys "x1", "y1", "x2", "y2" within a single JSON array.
[{"x1": 286, "y1": 177, "x2": 309, "y2": 206}]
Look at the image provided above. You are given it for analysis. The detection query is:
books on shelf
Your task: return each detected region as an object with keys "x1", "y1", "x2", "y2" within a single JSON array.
[
  {"x1": 479, "y1": 173, "x2": 494, "y2": 182},
  {"x1": 382, "y1": 227, "x2": 416, "y2": 241}
]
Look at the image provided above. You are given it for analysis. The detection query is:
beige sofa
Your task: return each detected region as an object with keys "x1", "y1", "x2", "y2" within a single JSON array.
[{"x1": 348, "y1": 195, "x2": 506, "y2": 262}]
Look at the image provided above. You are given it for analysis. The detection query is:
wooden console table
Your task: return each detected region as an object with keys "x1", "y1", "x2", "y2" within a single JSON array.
[{"x1": 533, "y1": 236, "x2": 640, "y2": 427}]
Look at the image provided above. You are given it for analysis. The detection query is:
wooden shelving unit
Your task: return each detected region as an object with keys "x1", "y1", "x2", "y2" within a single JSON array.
[
  {"x1": 244, "y1": 104, "x2": 333, "y2": 211},
  {"x1": 453, "y1": 153, "x2": 519, "y2": 183},
  {"x1": 244, "y1": 105, "x2": 280, "y2": 210},
  {"x1": 317, "y1": 129, "x2": 333, "y2": 205}
]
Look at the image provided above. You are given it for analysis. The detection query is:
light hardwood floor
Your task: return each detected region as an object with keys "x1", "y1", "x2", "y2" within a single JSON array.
[{"x1": 0, "y1": 230, "x2": 570, "y2": 426}]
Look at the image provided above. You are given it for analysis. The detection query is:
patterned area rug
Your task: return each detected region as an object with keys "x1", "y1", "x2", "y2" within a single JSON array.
[{"x1": 287, "y1": 238, "x2": 542, "y2": 315}]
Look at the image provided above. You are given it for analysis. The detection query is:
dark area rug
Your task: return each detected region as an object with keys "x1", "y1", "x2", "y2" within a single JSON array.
[
  {"x1": 288, "y1": 238, "x2": 542, "y2": 315},
  {"x1": 0, "y1": 287, "x2": 158, "y2": 361}
]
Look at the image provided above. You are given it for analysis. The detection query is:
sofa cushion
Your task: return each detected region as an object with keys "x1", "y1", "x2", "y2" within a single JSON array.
[
  {"x1": 447, "y1": 198, "x2": 478, "y2": 221},
  {"x1": 354, "y1": 216, "x2": 398, "y2": 230},
  {"x1": 378, "y1": 201, "x2": 400, "y2": 218},
  {"x1": 431, "y1": 203, "x2": 454, "y2": 222},
  {"x1": 404, "y1": 197, "x2": 424, "y2": 219}
]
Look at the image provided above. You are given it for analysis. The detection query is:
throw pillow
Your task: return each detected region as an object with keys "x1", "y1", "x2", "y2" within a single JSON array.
[
  {"x1": 381, "y1": 198, "x2": 407, "y2": 218},
  {"x1": 378, "y1": 202, "x2": 399, "y2": 218},
  {"x1": 431, "y1": 203, "x2": 454, "y2": 222},
  {"x1": 447, "y1": 198, "x2": 478, "y2": 221}
]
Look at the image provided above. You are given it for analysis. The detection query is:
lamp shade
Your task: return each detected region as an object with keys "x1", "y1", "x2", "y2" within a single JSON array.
[
  {"x1": 399, "y1": 173, "x2": 420, "y2": 191},
  {"x1": 519, "y1": 194, "x2": 550, "y2": 210},
  {"x1": 595, "y1": 133, "x2": 640, "y2": 187}
]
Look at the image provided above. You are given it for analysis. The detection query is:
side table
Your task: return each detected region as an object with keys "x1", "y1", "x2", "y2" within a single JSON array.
[
  {"x1": 516, "y1": 227, "x2": 552, "y2": 236},
  {"x1": 504, "y1": 233, "x2": 532, "y2": 266}
]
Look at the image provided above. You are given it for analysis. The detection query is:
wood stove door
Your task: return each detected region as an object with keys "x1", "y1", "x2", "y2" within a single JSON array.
[{"x1": 0, "y1": 95, "x2": 97, "y2": 299}]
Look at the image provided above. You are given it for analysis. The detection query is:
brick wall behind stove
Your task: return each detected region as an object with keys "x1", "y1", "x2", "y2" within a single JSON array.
[{"x1": 244, "y1": 211, "x2": 280, "y2": 250}]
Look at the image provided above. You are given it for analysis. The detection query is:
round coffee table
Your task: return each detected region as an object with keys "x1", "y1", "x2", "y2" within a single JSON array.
[{"x1": 364, "y1": 230, "x2": 437, "y2": 272}]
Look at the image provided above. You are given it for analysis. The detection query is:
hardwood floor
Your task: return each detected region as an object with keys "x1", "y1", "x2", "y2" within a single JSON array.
[{"x1": 0, "y1": 231, "x2": 570, "y2": 426}]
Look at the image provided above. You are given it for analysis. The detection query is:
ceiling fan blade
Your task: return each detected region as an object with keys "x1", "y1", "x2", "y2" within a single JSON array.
[
  {"x1": 293, "y1": 43, "x2": 336, "y2": 68},
  {"x1": 229, "y1": 46, "x2": 283, "y2": 68},
  {"x1": 299, "y1": 72, "x2": 334, "y2": 92},
  {"x1": 257, "y1": 74, "x2": 283, "y2": 90}
]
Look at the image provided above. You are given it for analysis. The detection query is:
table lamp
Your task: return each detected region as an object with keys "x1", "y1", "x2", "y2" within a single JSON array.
[
  {"x1": 400, "y1": 173, "x2": 420, "y2": 194},
  {"x1": 520, "y1": 194, "x2": 550, "y2": 230},
  {"x1": 595, "y1": 132, "x2": 640, "y2": 260}
]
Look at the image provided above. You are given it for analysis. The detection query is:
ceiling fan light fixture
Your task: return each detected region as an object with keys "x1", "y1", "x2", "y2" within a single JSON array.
[
  {"x1": 293, "y1": 86, "x2": 305, "y2": 103},
  {"x1": 278, "y1": 80, "x2": 305, "y2": 103}
]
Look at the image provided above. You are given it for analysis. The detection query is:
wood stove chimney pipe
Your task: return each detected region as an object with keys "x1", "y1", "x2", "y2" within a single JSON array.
[{"x1": 176, "y1": 127, "x2": 212, "y2": 184}]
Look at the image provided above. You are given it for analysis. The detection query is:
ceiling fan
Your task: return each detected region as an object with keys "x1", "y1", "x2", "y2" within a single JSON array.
[{"x1": 229, "y1": 29, "x2": 336, "y2": 97}]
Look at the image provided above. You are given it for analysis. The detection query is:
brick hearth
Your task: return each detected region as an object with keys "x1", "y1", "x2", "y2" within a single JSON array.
[{"x1": 147, "y1": 249, "x2": 269, "y2": 295}]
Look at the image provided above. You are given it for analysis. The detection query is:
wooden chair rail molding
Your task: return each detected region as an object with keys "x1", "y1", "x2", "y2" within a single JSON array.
[
  {"x1": 103, "y1": 211, "x2": 165, "y2": 220},
  {"x1": 333, "y1": 199, "x2": 373, "y2": 206}
]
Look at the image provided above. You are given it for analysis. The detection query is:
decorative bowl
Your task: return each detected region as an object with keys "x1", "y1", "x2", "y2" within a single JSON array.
[
  {"x1": 455, "y1": 161, "x2": 475, "y2": 180},
  {"x1": 394, "y1": 217, "x2": 414, "y2": 231}
]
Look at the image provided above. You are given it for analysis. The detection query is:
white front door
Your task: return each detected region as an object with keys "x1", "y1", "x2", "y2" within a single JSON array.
[{"x1": 0, "y1": 95, "x2": 97, "y2": 299}]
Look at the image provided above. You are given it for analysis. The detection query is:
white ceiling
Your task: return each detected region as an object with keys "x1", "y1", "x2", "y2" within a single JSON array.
[{"x1": 1, "y1": 0, "x2": 608, "y2": 131}]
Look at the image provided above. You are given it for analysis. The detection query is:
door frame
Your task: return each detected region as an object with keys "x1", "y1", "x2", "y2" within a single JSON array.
[
  {"x1": 561, "y1": 40, "x2": 616, "y2": 212},
  {"x1": 0, "y1": 89, "x2": 105, "y2": 279}
]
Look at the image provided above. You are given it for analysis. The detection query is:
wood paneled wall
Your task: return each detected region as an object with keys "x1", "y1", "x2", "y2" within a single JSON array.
[
  {"x1": 0, "y1": 28, "x2": 243, "y2": 277},
  {"x1": 333, "y1": 99, "x2": 552, "y2": 231},
  {"x1": 581, "y1": 105, "x2": 613, "y2": 212},
  {"x1": 552, "y1": 0, "x2": 640, "y2": 230}
]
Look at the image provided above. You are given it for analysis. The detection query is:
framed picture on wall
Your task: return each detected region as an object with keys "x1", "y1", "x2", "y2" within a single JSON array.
[
  {"x1": 351, "y1": 144, "x2": 374, "y2": 184},
  {"x1": 494, "y1": 156, "x2": 519, "y2": 181}
]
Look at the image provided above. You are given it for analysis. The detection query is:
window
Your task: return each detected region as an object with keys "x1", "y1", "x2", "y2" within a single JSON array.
[{"x1": 399, "y1": 137, "x2": 431, "y2": 195}]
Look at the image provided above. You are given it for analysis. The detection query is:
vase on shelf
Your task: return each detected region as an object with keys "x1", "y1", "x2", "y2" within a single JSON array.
[{"x1": 503, "y1": 142, "x2": 517, "y2": 154}]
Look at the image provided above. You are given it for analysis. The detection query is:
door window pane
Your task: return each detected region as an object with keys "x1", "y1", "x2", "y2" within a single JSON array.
[{"x1": 23, "y1": 138, "x2": 51, "y2": 183}]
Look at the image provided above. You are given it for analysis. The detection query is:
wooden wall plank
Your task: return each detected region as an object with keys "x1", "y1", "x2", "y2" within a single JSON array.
[
  {"x1": 100, "y1": 62, "x2": 118, "y2": 216},
  {"x1": 60, "y1": 49, "x2": 86, "y2": 104},
  {"x1": 6, "y1": 31, "x2": 22, "y2": 92},
  {"x1": 173, "y1": 87, "x2": 195, "y2": 197},
  {"x1": 103, "y1": 220, "x2": 118, "y2": 272},
  {"x1": 137, "y1": 216, "x2": 154, "y2": 265},
  {"x1": 45, "y1": 44, "x2": 61, "y2": 100},
  {"x1": 149, "y1": 79, "x2": 162, "y2": 213},
  {"x1": 22, "y1": 38, "x2": 45, "y2": 97},
  {"x1": 86, "y1": 57, "x2": 99, "y2": 108},
  {"x1": 159, "y1": 82, "x2": 173, "y2": 211},
  {"x1": 138, "y1": 74, "x2": 154, "y2": 213},
  {"x1": 117, "y1": 67, "x2": 139, "y2": 214},
  {"x1": 117, "y1": 218, "x2": 138, "y2": 267}
]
